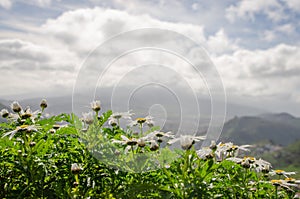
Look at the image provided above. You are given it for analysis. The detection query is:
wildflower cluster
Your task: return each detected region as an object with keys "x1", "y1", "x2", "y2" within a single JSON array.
[
  {"x1": 0, "y1": 99, "x2": 299, "y2": 198},
  {"x1": 1, "y1": 99, "x2": 48, "y2": 125}
]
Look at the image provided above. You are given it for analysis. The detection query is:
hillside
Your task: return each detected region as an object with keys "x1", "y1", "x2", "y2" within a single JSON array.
[
  {"x1": 259, "y1": 112, "x2": 300, "y2": 129},
  {"x1": 220, "y1": 114, "x2": 300, "y2": 146},
  {"x1": 263, "y1": 139, "x2": 300, "y2": 168},
  {"x1": 262, "y1": 139, "x2": 300, "y2": 178}
]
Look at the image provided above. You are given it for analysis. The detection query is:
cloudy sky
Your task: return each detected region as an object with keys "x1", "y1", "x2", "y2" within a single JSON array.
[{"x1": 0, "y1": 0, "x2": 300, "y2": 115}]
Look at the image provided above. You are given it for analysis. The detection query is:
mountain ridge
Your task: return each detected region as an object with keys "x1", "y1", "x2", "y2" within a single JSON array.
[{"x1": 220, "y1": 113, "x2": 300, "y2": 146}]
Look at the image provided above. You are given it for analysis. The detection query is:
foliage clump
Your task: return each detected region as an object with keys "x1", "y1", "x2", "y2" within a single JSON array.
[{"x1": 0, "y1": 100, "x2": 299, "y2": 198}]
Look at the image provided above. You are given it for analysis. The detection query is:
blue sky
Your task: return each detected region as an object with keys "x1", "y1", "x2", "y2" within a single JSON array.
[{"x1": 0, "y1": 0, "x2": 300, "y2": 115}]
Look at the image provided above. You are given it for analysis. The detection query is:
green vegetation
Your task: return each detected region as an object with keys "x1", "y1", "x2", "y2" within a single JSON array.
[
  {"x1": 262, "y1": 140, "x2": 300, "y2": 179},
  {"x1": 0, "y1": 100, "x2": 299, "y2": 198}
]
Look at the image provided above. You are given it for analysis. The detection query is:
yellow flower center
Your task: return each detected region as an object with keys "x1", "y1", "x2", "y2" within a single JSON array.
[
  {"x1": 285, "y1": 178, "x2": 295, "y2": 182},
  {"x1": 275, "y1": 169, "x2": 284, "y2": 174},
  {"x1": 271, "y1": 180, "x2": 282, "y2": 185},
  {"x1": 19, "y1": 125, "x2": 29, "y2": 129},
  {"x1": 136, "y1": 118, "x2": 146, "y2": 124}
]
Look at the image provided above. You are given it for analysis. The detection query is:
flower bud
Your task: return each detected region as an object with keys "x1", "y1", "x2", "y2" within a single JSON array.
[
  {"x1": 137, "y1": 139, "x2": 146, "y2": 147},
  {"x1": 40, "y1": 99, "x2": 48, "y2": 109},
  {"x1": 11, "y1": 101, "x2": 22, "y2": 113},
  {"x1": 21, "y1": 107, "x2": 32, "y2": 119},
  {"x1": 91, "y1": 100, "x2": 101, "y2": 112},
  {"x1": 49, "y1": 129, "x2": 56, "y2": 134},
  {"x1": 52, "y1": 124, "x2": 61, "y2": 130},
  {"x1": 209, "y1": 140, "x2": 217, "y2": 150},
  {"x1": 73, "y1": 181, "x2": 79, "y2": 187},
  {"x1": 150, "y1": 141, "x2": 159, "y2": 151},
  {"x1": 29, "y1": 141, "x2": 36, "y2": 147},
  {"x1": 0, "y1": 109, "x2": 9, "y2": 118},
  {"x1": 109, "y1": 118, "x2": 117, "y2": 126},
  {"x1": 82, "y1": 112, "x2": 94, "y2": 125},
  {"x1": 71, "y1": 163, "x2": 81, "y2": 174},
  {"x1": 114, "y1": 150, "x2": 121, "y2": 156}
]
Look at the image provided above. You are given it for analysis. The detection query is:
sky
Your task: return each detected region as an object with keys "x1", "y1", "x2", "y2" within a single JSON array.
[{"x1": 0, "y1": 0, "x2": 300, "y2": 116}]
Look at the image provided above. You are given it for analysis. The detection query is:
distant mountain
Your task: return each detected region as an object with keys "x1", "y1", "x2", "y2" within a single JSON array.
[
  {"x1": 259, "y1": 112, "x2": 300, "y2": 129},
  {"x1": 260, "y1": 112, "x2": 296, "y2": 121},
  {"x1": 220, "y1": 114, "x2": 300, "y2": 146}
]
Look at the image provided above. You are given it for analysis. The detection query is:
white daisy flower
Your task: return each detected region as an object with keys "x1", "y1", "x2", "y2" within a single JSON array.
[
  {"x1": 112, "y1": 135, "x2": 138, "y2": 146},
  {"x1": 2, "y1": 125, "x2": 37, "y2": 139},
  {"x1": 129, "y1": 116, "x2": 154, "y2": 127},
  {"x1": 143, "y1": 131, "x2": 175, "y2": 143},
  {"x1": 168, "y1": 135, "x2": 206, "y2": 150},
  {"x1": 108, "y1": 111, "x2": 133, "y2": 126},
  {"x1": 215, "y1": 142, "x2": 252, "y2": 159},
  {"x1": 269, "y1": 170, "x2": 296, "y2": 178},
  {"x1": 197, "y1": 147, "x2": 214, "y2": 160}
]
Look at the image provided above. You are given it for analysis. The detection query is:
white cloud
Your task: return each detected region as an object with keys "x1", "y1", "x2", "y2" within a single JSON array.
[
  {"x1": 41, "y1": 7, "x2": 206, "y2": 55},
  {"x1": 283, "y1": 0, "x2": 300, "y2": 12},
  {"x1": 0, "y1": 39, "x2": 78, "y2": 97},
  {"x1": 260, "y1": 23, "x2": 295, "y2": 42},
  {"x1": 214, "y1": 44, "x2": 300, "y2": 100},
  {"x1": 192, "y1": 3, "x2": 198, "y2": 11},
  {"x1": 1, "y1": 5, "x2": 300, "y2": 112},
  {"x1": 33, "y1": 0, "x2": 51, "y2": 7},
  {"x1": 275, "y1": 23, "x2": 295, "y2": 34},
  {"x1": 0, "y1": 0, "x2": 12, "y2": 9},
  {"x1": 1, "y1": 7, "x2": 211, "y2": 98},
  {"x1": 18, "y1": 0, "x2": 61, "y2": 8},
  {"x1": 262, "y1": 30, "x2": 277, "y2": 42},
  {"x1": 206, "y1": 29, "x2": 239, "y2": 54},
  {"x1": 225, "y1": 0, "x2": 285, "y2": 23}
]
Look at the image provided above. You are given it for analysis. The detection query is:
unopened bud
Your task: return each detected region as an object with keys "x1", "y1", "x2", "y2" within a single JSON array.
[
  {"x1": 40, "y1": 99, "x2": 48, "y2": 109},
  {"x1": 0, "y1": 109, "x2": 9, "y2": 118},
  {"x1": 11, "y1": 101, "x2": 22, "y2": 113}
]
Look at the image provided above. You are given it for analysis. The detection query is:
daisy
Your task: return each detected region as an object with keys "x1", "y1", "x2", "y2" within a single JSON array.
[
  {"x1": 197, "y1": 147, "x2": 214, "y2": 160},
  {"x1": 108, "y1": 111, "x2": 133, "y2": 126},
  {"x1": 269, "y1": 179, "x2": 298, "y2": 191},
  {"x1": 269, "y1": 170, "x2": 296, "y2": 178},
  {"x1": 2, "y1": 125, "x2": 37, "y2": 139},
  {"x1": 255, "y1": 158, "x2": 272, "y2": 173},
  {"x1": 129, "y1": 116, "x2": 154, "y2": 127},
  {"x1": 112, "y1": 135, "x2": 138, "y2": 146},
  {"x1": 215, "y1": 142, "x2": 252, "y2": 159},
  {"x1": 168, "y1": 135, "x2": 206, "y2": 150},
  {"x1": 143, "y1": 130, "x2": 175, "y2": 143}
]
